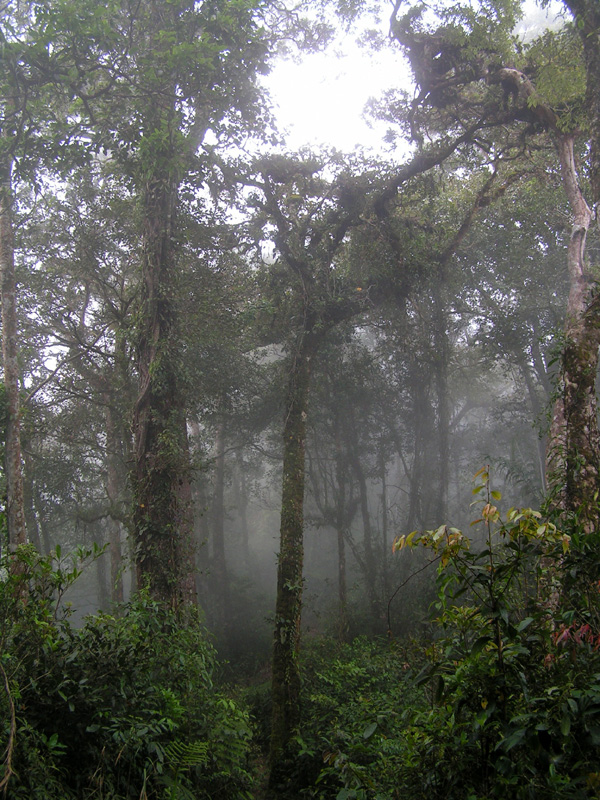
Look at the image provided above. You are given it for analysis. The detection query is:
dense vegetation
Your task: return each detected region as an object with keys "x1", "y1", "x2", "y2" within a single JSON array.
[
  {"x1": 4, "y1": 475, "x2": 600, "y2": 797},
  {"x1": 1, "y1": 0, "x2": 600, "y2": 796}
]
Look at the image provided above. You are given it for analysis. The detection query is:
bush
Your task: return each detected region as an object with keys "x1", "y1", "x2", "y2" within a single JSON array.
[
  {"x1": 0, "y1": 545, "x2": 253, "y2": 799},
  {"x1": 281, "y1": 635, "x2": 423, "y2": 799},
  {"x1": 291, "y1": 471, "x2": 600, "y2": 799},
  {"x1": 387, "y1": 471, "x2": 600, "y2": 799}
]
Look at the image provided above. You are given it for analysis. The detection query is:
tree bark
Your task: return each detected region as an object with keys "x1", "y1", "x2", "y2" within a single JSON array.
[
  {"x1": 131, "y1": 149, "x2": 195, "y2": 605},
  {"x1": 0, "y1": 157, "x2": 27, "y2": 550},
  {"x1": 269, "y1": 334, "x2": 316, "y2": 781},
  {"x1": 546, "y1": 135, "x2": 600, "y2": 526},
  {"x1": 210, "y1": 417, "x2": 230, "y2": 630}
]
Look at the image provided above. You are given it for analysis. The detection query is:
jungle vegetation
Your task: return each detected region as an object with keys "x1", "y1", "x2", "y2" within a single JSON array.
[{"x1": 1, "y1": 0, "x2": 600, "y2": 796}]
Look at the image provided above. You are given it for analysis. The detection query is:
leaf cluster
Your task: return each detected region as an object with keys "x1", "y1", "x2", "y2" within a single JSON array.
[
  {"x1": 0, "y1": 547, "x2": 254, "y2": 799},
  {"x1": 270, "y1": 472, "x2": 600, "y2": 799}
]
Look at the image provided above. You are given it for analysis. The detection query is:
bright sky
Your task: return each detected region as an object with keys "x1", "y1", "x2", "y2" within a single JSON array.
[
  {"x1": 264, "y1": 2, "x2": 565, "y2": 154},
  {"x1": 265, "y1": 34, "x2": 406, "y2": 153}
]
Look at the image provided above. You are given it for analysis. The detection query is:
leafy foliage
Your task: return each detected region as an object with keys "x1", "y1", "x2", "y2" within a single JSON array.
[
  {"x1": 275, "y1": 472, "x2": 600, "y2": 799},
  {"x1": 0, "y1": 546, "x2": 253, "y2": 799}
]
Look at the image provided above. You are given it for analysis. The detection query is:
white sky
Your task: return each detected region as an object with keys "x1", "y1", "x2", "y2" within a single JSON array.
[
  {"x1": 265, "y1": 35, "x2": 405, "y2": 153},
  {"x1": 264, "y1": 1, "x2": 565, "y2": 154}
]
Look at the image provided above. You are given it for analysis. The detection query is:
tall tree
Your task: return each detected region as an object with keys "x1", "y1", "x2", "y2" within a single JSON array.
[
  {"x1": 0, "y1": 2, "x2": 45, "y2": 549},
  {"x1": 0, "y1": 0, "x2": 132, "y2": 552},
  {"x1": 246, "y1": 153, "x2": 376, "y2": 781},
  {"x1": 386, "y1": 0, "x2": 600, "y2": 524},
  {"x1": 76, "y1": 0, "x2": 275, "y2": 604},
  {"x1": 548, "y1": 1, "x2": 600, "y2": 524},
  {"x1": 0, "y1": 157, "x2": 26, "y2": 549}
]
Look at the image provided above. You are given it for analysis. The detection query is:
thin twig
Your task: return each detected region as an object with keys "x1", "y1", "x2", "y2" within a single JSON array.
[{"x1": 387, "y1": 555, "x2": 440, "y2": 636}]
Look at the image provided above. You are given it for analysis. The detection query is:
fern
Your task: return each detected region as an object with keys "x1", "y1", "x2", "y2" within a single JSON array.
[{"x1": 164, "y1": 739, "x2": 209, "y2": 769}]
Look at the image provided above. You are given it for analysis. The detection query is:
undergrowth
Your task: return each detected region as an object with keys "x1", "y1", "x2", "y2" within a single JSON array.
[{"x1": 0, "y1": 544, "x2": 254, "y2": 799}]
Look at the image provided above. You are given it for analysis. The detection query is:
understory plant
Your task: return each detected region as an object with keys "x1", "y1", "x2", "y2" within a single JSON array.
[
  {"x1": 296, "y1": 469, "x2": 600, "y2": 799},
  {"x1": 387, "y1": 468, "x2": 600, "y2": 799},
  {"x1": 0, "y1": 544, "x2": 253, "y2": 799}
]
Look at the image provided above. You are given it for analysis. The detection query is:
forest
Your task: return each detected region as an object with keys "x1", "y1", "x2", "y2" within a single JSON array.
[{"x1": 1, "y1": 0, "x2": 600, "y2": 797}]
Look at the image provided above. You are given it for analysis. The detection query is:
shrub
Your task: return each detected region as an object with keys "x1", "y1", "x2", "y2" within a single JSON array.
[
  {"x1": 293, "y1": 470, "x2": 600, "y2": 799},
  {"x1": 0, "y1": 545, "x2": 253, "y2": 799}
]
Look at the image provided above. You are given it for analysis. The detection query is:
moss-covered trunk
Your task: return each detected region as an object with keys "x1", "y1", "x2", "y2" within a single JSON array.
[
  {"x1": 547, "y1": 134, "x2": 600, "y2": 527},
  {"x1": 131, "y1": 123, "x2": 194, "y2": 606},
  {"x1": 546, "y1": 3, "x2": 600, "y2": 526},
  {"x1": 0, "y1": 157, "x2": 27, "y2": 549},
  {"x1": 269, "y1": 333, "x2": 317, "y2": 782}
]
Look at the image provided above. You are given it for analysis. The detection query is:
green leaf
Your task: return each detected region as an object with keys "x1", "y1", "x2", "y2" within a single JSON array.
[
  {"x1": 517, "y1": 617, "x2": 534, "y2": 632},
  {"x1": 363, "y1": 722, "x2": 377, "y2": 739},
  {"x1": 502, "y1": 728, "x2": 527, "y2": 751},
  {"x1": 471, "y1": 636, "x2": 491, "y2": 656}
]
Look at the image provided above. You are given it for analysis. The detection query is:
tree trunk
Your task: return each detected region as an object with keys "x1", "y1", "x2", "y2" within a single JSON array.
[
  {"x1": 105, "y1": 398, "x2": 124, "y2": 605},
  {"x1": 564, "y1": 0, "x2": 600, "y2": 205},
  {"x1": 346, "y1": 411, "x2": 380, "y2": 625},
  {"x1": 33, "y1": 485, "x2": 52, "y2": 554},
  {"x1": 379, "y1": 443, "x2": 390, "y2": 603},
  {"x1": 189, "y1": 419, "x2": 210, "y2": 606},
  {"x1": 546, "y1": 134, "x2": 600, "y2": 527},
  {"x1": 232, "y1": 450, "x2": 251, "y2": 568},
  {"x1": 210, "y1": 417, "x2": 230, "y2": 630},
  {"x1": 334, "y1": 419, "x2": 349, "y2": 640},
  {"x1": 406, "y1": 371, "x2": 427, "y2": 531},
  {"x1": 269, "y1": 334, "x2": 316, "y2": 782},
  {"x1": 96, "y1": 525, "x2": 110, "y2": 610},
  {"x1": 23, "y1": 452, "x2": 41, "y2": 552},
  {"x1": 176, "y1": 417, "x2": 197, "y2": 605},
  {"x1": 0, "y1": 157, "x2": 27, "y2": 550},
  {"x1": 131, "y1": 154, "x2": 195, "y2": 605},
  {"x1": 432, "y1": 289, "x2": 450, "y2": 520},
  {"x1": 516, "y1": 353, "x2": 548, "y2": 495}
]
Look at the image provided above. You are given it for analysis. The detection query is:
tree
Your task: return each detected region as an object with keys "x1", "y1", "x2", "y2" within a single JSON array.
[
  {"x1": 67, "y1": 0, "x2": 275, "y2": 605},
  {"x1": 548, "y1": 2, "x2": 600, "y2": 524},
  {"x1": 386, "y1": 0, "x2": 600, "y2": 525},
  {"x1": 0, "y1": 155, "x2": 26, "y2": 549},
  {"x1": 0, "y1": 0, "x2": 132, "y2": 557},
  {"x1": 245, "y1": 153, "x2": 378, "y2": 780},
  {"x1": 0, "y1": 1, "x2": 51, "y2": 550}
]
